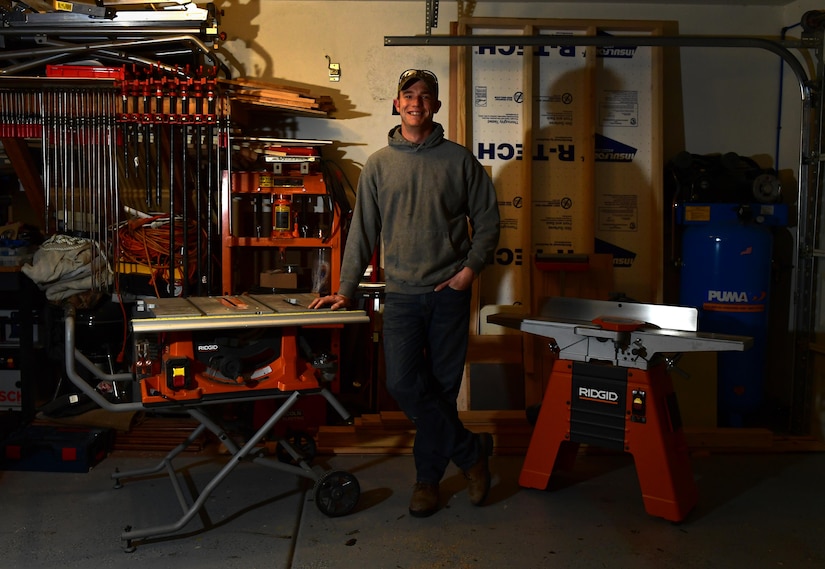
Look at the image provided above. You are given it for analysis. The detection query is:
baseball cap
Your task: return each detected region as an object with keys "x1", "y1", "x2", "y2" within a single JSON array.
[{"x1": 397, "y1": 69, "x2": 439, "y2": 99}]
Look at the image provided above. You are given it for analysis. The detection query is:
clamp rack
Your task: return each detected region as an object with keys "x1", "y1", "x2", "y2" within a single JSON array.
[{"x1": 62, "y1": 293, "x2": 368, "y2": 550}]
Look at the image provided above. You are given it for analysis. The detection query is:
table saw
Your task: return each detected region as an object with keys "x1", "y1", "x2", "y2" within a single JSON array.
[
  {"x1": 62, "y1": 293, "x2": 368, "y2": 550},
  {"x1": 489, "y1": 296, "x2": 752, "y2": 522}
]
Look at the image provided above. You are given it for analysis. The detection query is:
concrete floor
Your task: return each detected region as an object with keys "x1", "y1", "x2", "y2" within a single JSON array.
[{"x1": 1, "y1": 445, "x2": 824, "y2": 569}]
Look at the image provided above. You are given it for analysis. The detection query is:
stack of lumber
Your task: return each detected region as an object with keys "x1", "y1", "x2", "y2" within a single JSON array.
[
  {"x1": 316, "y1": 410, "x2": 534, "y2": 456},
  {"x1": 316, "y1": 411, "x2": 825, "y2": 456},
  {"x1": 220, "y1": 78, "x2": 335, "y2": 116},
  {"x1": 112, "y1": 415, "x2": 210, "y2": 453}
]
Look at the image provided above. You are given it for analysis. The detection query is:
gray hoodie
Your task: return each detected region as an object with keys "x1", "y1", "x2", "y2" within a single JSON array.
[{"x1": 338, "y1": 122, "x2": 500, "y2": 297}]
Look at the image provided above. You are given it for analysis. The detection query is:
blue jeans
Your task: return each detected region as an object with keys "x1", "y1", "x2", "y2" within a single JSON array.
[{"x1": 382, "y1": 288, "x2": 481, "y2": 484}]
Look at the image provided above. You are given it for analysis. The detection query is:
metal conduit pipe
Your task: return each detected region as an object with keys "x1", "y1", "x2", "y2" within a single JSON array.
[
  {"x1": 384, "y1": 35, "x2": 811, "y2": 100},
  {"x1": 0, "y1": 34, "x2": 226, "y2": 76}
]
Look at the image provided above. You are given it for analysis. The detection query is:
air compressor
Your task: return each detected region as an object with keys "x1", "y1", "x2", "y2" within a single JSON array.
[{"x1": 668, "y1": 152, "x2": 787, "y2": 427}]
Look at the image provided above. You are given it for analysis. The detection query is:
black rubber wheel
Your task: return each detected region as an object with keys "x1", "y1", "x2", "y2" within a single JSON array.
[
  {"x1": 314, "y1": 470, "x2": 360, "y2": 517},
  {"x1": 276, "y1": 431, "x2": 317, "y2": 465}
]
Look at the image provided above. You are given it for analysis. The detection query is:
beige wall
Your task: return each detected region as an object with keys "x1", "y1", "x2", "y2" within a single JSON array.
[
  {"x1": 214, "y1": 1, "x2": 822, "y2": 432},
  {"x1": 216, "y1": 1, "x2": 812, "y2": 186}
]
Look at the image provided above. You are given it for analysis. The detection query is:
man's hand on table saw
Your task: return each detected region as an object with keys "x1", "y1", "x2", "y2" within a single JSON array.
[{"x1": 309, "y1": 293, "x2": 351, "y2": 310}]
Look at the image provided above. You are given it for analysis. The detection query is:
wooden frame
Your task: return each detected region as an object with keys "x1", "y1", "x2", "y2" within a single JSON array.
[{"x1": 452, "y1": 17, "x2": 672, "y2": 410}]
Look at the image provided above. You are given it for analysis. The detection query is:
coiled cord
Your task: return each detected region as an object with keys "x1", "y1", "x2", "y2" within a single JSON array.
[{"x1": 116, "y1": 215, "x2": 203, "y2": 297}]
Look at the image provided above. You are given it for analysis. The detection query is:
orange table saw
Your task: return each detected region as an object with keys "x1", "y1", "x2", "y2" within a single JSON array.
[
  {"x1": 61, "y1": 293, "x2": 369, "y2": 551},
  {"x1": 489, "y1": 296, "x2": 752, "y2": 522}
]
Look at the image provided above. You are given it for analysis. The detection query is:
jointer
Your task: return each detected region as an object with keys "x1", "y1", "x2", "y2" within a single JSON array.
[{"x1": 489, "y1": 296, "x2": 752, "y2": 522}]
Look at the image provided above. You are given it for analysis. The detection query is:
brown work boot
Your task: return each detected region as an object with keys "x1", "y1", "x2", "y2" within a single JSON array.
[
  {"x1": 464, "y1": 432, "x2": 493, "y2": 506},
  {"x1": 409, "y1": 481, "x2": 439, "y2": 517}
]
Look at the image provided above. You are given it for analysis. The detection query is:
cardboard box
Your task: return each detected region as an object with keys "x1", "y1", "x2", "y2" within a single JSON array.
[{"x1": 260, "y1": 270, "x2": 299, "y2": 289}]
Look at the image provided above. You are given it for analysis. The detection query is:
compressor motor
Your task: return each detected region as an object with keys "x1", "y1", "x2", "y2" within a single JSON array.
[{"x1": 667, "y1": 150, "x2": 782, "y2": 205}]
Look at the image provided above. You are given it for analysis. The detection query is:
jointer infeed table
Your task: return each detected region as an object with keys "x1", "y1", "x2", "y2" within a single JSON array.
[
  {"x1": 489, "y1": 297, "x2": 752, "y2": 522},
  {"x1": 62, "y1": 293, "x2": 369, "y2": 551}
]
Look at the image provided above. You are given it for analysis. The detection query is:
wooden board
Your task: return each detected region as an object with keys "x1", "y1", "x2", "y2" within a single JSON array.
[
  {"x1": 315, "y1": 411, "x2": 822, "y2": 455},
  {"x1": 112, "y1": 415, "x2": 210, "y2": 453},
  {"x1": 219, "y1": 78, "x2": 335, "y2": 115},
  {"x1": 454, "y1": 17, "x2": 672, "y2": 413}
]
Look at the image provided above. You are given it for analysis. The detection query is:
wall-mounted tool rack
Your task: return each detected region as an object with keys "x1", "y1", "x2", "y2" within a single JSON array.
[
  {"x1": 0, "y1": 0, "x2": 233, "y2": 298},
  {"x1": 0, "y1": 69, "x2": 231, "y2": 298}
]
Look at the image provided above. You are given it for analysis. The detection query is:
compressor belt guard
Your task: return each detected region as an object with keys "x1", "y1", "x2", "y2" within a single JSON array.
[{"x1": 488, "y1": 296, "x2": 751, "y2": 522}]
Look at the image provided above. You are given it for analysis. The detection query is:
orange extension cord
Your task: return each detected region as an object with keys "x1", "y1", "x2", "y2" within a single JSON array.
[{"x1": 116, "y1": 216, "x2": 203, "y2": 298}]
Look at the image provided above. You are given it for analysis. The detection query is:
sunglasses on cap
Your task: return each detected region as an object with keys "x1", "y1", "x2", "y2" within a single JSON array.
[{"x1": 397, "y1": 69, "x2": 439, "y2": 98}]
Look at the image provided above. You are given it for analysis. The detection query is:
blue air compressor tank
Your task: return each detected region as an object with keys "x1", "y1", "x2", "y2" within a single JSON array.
[{"x1": 677, "y1": 203, "x2": 787, "y2": 427}]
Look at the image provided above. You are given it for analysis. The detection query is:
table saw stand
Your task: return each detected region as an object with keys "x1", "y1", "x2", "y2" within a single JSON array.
[{"x1": 62, "y1": 293, "x2": 369, "y2": 550}]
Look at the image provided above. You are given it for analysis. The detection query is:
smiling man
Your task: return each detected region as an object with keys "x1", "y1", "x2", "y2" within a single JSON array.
[{"x1": 310, "y1": 68, "x2": 501, "y2": 517}]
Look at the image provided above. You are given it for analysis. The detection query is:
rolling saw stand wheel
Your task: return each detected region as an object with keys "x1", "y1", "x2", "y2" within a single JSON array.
[{"x1": 314, "y1": 470, "x2": 361, "y2": 517}]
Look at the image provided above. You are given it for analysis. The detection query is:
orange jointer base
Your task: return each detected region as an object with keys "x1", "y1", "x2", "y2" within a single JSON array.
[{"x1": 519, "y1": 358, "x2": 698, "y2": 522}]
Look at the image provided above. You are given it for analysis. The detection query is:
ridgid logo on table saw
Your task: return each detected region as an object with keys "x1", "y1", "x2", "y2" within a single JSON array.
[{"x1": 578, "y1": 387, "x2": 620, "y2": 403}]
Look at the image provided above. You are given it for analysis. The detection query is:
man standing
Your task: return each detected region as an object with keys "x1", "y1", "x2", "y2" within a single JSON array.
[{"x1": 309, "y1": 69, "x2": 500, "y2": 517}]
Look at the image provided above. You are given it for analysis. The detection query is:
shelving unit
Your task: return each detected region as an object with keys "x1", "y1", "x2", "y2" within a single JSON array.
[
  {"x1": 218, "y1": 140, "x2": 349, "y2": 394},
  {"x1": 219, "y1": 142, "x2": 343, "y2": 296}
]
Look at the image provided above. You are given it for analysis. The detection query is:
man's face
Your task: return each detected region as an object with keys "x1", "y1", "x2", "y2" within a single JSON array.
[{"x1": 394, "y1": 79, "x2": 441, "y2": 128}]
